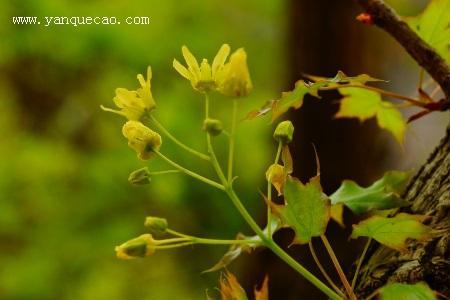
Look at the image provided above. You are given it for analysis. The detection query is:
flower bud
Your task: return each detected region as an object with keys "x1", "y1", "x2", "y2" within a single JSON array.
[
  {"x1": 115, "y1": 234, "x2": 156, "y2": 259},
  {"x1": 218, "y1": 48, "x2": 252, "y2": 97},
  {"x1": 128, "y1": 167, "x2": 151, "y2": 185},
  {"x1": 122, "y1": 121, "x2": 162, "y2": 160},
  {"x1": 273, "y1": 121, "x2": 294, "y2": 144},
  {"x1": 202, "y1": 118, "x2": 223, "y2": 136},
  {"x1": 144, "y1": 216, "x2": 168, "y2": 234}
]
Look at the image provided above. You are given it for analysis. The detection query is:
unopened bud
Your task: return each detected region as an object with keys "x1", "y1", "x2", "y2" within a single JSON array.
[
  {"x1": 202, "y1": 118, "x2": 223, "y2": 136},
  {"x1": 217, "y1": 48, "x2": 252, "y2": 97},
  {"x1": 273, "y1": 121, "x2": 294, "y2": 144},
  {"x1": 144, "y1": 216, "x2": 168, "y2": 233},
  {"x1": 115, "y1": 234, "x2": 156, "y2": 259},
  {"x1": 122, "y1": 121, "x2": 162, "y2": 160},
  {"x1": 128, "y1": 167, "x2": 151, "y2": 185}
]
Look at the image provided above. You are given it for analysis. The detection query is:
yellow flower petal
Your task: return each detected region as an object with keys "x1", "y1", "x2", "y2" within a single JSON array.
[
  {"x1": 181, "y1": 45, "x2": 200, "y2": 80},
  {"x1": 173, "y1": 59, "x2": 191, "y2": 80},
  {"x1": 212, "y1": 44, "x2": 230, "y2": 76}
]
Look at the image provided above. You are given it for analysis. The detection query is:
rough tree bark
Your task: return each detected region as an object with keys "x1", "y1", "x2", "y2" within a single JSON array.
[{"x1": 353, "y1": 0, "x2": 450, "y2": 298}]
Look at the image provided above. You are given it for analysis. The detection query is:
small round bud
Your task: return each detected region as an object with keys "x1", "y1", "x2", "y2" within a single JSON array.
[
  {"x1": 144, "y1": 216, "x2": 168, "y2": 234},
  {"x1": 273, "y1": 120, "x2": 294, "y2": 144},
  {"x1": 128, "y1": 167, "x2": 151, "y2": 185},
  {"x1": 115, "y1": 234, "x2": 156, "y2": 259},
  {"x1": 122, "y1": 121, "x2": 162, "y2": 160},
  {"x1": 202, "y1": 118, "x2": 223, "y2": 136}
]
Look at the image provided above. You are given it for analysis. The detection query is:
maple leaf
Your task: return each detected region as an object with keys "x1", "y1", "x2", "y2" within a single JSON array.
[
  {"x1": 351, "y1": 213, "x2": 432, "y2": 252},
  {"x1": 330, "y1": 203, "x2": 345, "y2": 227},
  {"x1": 330, "y1": 171, "x2": 410, "y2": 215},
  {"x1": 379, "y1": 282, "x2": 437, "y2": 300},
  {"x1": 272, "y1": 176, "x2": 330, "y2": 244},
  {"x1": 245, "y1": 71, "x2": 386, "y2": 122},
  {"x1": 407, "y1": 0, "x2": 450, "y2": 64},
  {"x1": 336, "y1": 87, "x2": 407, "y2": 143}
]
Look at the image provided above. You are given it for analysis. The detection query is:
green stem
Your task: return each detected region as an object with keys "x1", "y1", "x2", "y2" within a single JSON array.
[
  {"x1": 153, "y1": 150, "x2": 224, "y2": 191},
  {"x1": 165, "y1": 229, "x2": 261, "y2": 246},
  {"x1": 351, "y1": 238, "x2": 372, "y2": 289},
  {"x1": 268, "y1": 240, "x2": 343, "y2": 300},
  {"x1": 227, "y1": 99, "x2": 238, "y2": 182},
  {"x1": 156, "y1": 237, "x2": 190, "y2": 245},
  {"x1": 149, "y1": 170, "x2": 181, "y2": 176},
  {"x1": 267, "y1": 141, "x2": 283, "y2": 237},
  {"x1": 149, "y1": 115, "x2": 210, "y2": 161},
  {"x1": 203, "y1": 94, "x2": 342, "y2": 300},
  {"x1": 321, "y1": 235, "x2": 357, "y2": 300},
  {"x1": 155, "y1": 242, "x2": 195, "y2": 249}
]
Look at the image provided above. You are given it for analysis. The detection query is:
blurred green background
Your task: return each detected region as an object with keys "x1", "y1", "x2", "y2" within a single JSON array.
[
  {"x1": 1, "y1": 0, "x2": 284, "y2": 299},
  {"x1": 1, "y1": 0, "x2": 448, "y2": 299}
]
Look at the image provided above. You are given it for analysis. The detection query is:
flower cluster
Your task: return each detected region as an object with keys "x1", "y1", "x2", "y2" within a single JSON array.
[
  {"x1": 173, "y1": 44, "x2": 252, "y2": 97},
  {"x1": 101, "y1": 44, "x2": 253, "y2": 160}
]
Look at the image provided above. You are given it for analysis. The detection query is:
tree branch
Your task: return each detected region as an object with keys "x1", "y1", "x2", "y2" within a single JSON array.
[{"x1": 355, "y1": 0, "x2": 450, "y2": 100}]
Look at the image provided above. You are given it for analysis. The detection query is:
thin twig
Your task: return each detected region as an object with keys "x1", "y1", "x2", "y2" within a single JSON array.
[{"x1": 355, "y1": 0, "x2": 450, "y2": 99}]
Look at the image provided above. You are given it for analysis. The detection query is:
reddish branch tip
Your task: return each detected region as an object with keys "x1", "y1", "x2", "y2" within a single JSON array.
[{"x1": 356, "y1": 13, "x2": 374, "y2": 25}]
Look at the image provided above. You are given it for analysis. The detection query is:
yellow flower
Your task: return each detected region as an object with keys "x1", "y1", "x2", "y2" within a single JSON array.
[
  {"x1": 101, "y1": 66, "x2": 156, "y2": 120},
  {"x1": 115, "y1": 234, "x2": 156, "y2": 259},
  {"x1": 217, "y1": 48, "x2": 252, "y2": 97},
  {"x1": 173, "y1": 44, "x2": 230, "y2": 93},
  {"x1": 122, "y1": 121, "x2": 162, "y2": 160}
]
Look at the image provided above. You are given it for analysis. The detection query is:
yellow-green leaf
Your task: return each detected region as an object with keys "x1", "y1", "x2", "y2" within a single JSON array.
[
  {"x1": 330, "y1": 203, "x2": 345, "y2": 227},
  {"x1": 336, "y1": 87, "x2": 380, "y2": 120},
  {"x1": 271, "y1": 80, "x2": 309, "y2": 121},
  {"x1": 336, "y1": 87, "x2": 407, "y2": 143},
  {"x1": 351, "y1": 213, "x2": 431, "y2": 251},
  {"x1": 407, "y1": 0, "x2": 450, "y2": 64},
  {"x1": 246, "y1": 71, "x2": 386, "y2": 122},
  {"x1": 377, "y1": 102, "x2": 407, "y2": 144},
  {"x1": 380, "y1": 282, "x2": 437, "y2": 300},
  {"x1": 330, "y1": 171, "x2": 410, "y2": 215},
  {"x1": 274, "y1": 176, "x2": 330, "y2": 244}
]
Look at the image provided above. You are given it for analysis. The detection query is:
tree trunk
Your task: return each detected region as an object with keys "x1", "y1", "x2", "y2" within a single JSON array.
[{"x1": 356, "y1": 125, "x2": 450, "y2": 298}]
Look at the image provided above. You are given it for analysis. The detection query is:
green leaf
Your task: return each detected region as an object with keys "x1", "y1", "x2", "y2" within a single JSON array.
[
  {"x1": 380, "y1": 282, "x2": 437, "y2": 300},
  {"x1": 330, "y1": 203, "x2": 345, "y2": 227},
  {"x1": 246, "y1": 71, "x2": 385, "y2": 122},
  {"x1": 377, "y1": 102, "x2": 407, "y2": 144},
  {"x1": 336, "y1": 87, "x2": 407, "y2": 143},
  {"x1": 336, "y1": 87, "x2": 380, "y2": 120},
  {"x1": 351, "y1": 213, "x2": 431, "y2": 251},
  {"x1": 271, "y1": 80, "x2": 309, "y2": 121},
  {"x1": 305, "y1": 71, "x2": 385, "y2": 85},
  {"x1": 407, "y1": 0, "x2": 450, "y2": 64},
  {"x1": 203, "y1": 218, "x2": 281, "y2": 273},
  {"x1": 330, "y1": 171, "x2": 410, "y2": 214},
  {"x1": 273, "y1": 176, "x2": 330, "y2": 244}
]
